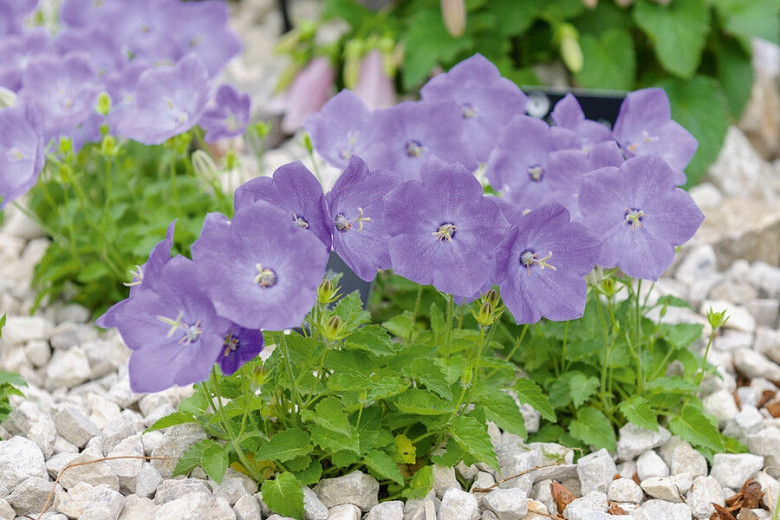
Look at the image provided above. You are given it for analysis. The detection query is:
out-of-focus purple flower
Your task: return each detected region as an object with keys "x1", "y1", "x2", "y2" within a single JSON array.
[
  {"x1": 173, "y1": 0, "x2": 242, "y2": 77},
  {"x1": 192, "y1": 201, "x2": 328, "y2": 330},
  {"x1": 384, "y1": 163, "x2": 509, "y2": 297},
  {"x1": 550, "y1": 93, "x2": 612, "y2": 150},
  {"x1": 612, "y1": 88, "x2": 697, "y2": 185},
  {"x1": 234, "y1": 161, "x2": 331, "y2": 249},
  {"x1": 198, "y1": 84, "x2": 251, "y2": 143},
  {"x1": 18, "y1": 53, "x2": 99, "y2": 144},
  {"x1": 113, "y1": 54, "x2": 211, "y2": 145},
  {"x1": 0, "y1": 105, "x2": 45, "y2": 209},
  {"x1": 277, "y1": 56, "x2": 334, "y2": 134},
  {"x1": 353, "y1": 49, "x2": 396, "y2": 110},
  {"x1": 96, "y1": 220, "x2": 177, "y2": 329},
  {"x1": 218, "y1": 325, "x2": 263, "y2": 376},
  {"x1": 59, "y1": 0, "x2": 119, "y2": 28},
  {"x1": 362, "y1": 100, "x2": 477, "y2": 179},
  {"x1": 485, "y1": 114, "x2": 577, "y2": 211},
  {"x1": 0, "y1": 0, "x2": 38, "y2": 35},
  {"x1": 545, "y1": 140, "x2": 625, "y2": 221},
  {"x1": 0, "y1": 28, "x2": 53, "y2": 92},
  {"x1": 324, "y1": 156, "x2": 401, "y2": 281},
  {"x1": 104, "y1": 0, "x2": 180, "y2": 63},
  {"x1": 420, "y1": 53, "x2": 528, "y2": 164},
  {"x1": 303, "y1": 89, "x2": 373, "y2": 170},
  {"x1": 578, "y1": 154, "x2": 704, "y2": 281},
  {"x1": 496, "y1": 201, "x2": 602, "y2": 324},
  {"x1": 54, "y1": 28, "x2": 126, "y2": 77},
  {"x1": 111, "y1": 255, "x2": 231, "y2": 393}
]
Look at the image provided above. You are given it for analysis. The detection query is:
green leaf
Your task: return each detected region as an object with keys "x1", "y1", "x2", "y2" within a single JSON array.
[
  {"x1": 0, "y1": 314, "x2": 5, "y2": 338},
  {"x1": 382, "y1": 313, "x2": 416, "y2": 339},
  {"x1": 363, "y1": 449, "x2": 404, "y2": 485},
  {"x1": 711, "y1": 0, "x2": 779, "y2": 47},
  {"x1": 669, "y1": 403, "x2": 723, "y2": 452},
  {"x1": 401, "y1": 9, "x2": 474, "y2": 90},
  {"x1": 569, "y1": 407, "x2": 617, "y2": 451},
  {"x1": 76, "y1": 262, "x2": 111, "y2": 283},
  {"x1": 0, "y1": 370, "x2": 27, "y2": 387},
  {"x1": 575, "y1": 29, "x2": 635, "y2": 91},
  {"x1": 569, "y1": 373, "x2": 600, "y2": 408},
  {"x1": 645, "y1": 376, "x2": 699, "y2": 394},
  {"x1": 256, "y1": 429, "x2": 313, "y2": 463},
  {"x1": 261, "y1": 472, "x2": 304, "y2": 520},
  {"x1": 145, "y1": 411, "x2": 197, "y2": 432},
  {"x1": 308, "y1": 424, "x2": 360, "y2": 455},
  {"x1": 659, "y1": 323, "x2": 703, "y2": 349},
  {"x1": 402, "y1": 465, "x2": 434, "y2": 499},
  {"x1": 716, "y1": 37, "x2": 754, "y2": 119},
  {"x1": 407, "y1": 359, "x2": 452, "y2": 400},
  {"x1": 656, "y1": 75, "x2": 730, "y2": 187},
  {"x1": 619, "y1": 396, "x2": 659, "y2": 431},
  {"x1": 449, "y1": 415, "x2": 499, "y2": 470},
  {"x1": 344, "y1": 325, "x2": 397, "y2": 356},
  {"x1": 633, "y1": 0, "x2": 709, "y2": 78},
  {"x1": 303, "y1": 397, "x2": 352, "y2": 436},
  {"x1": 514, "y1": 378, "x2": 556, "y2": 421},
  {"x1": 334, "y1": 291, "x2": 370, "y2": 329},
  {"x1": 431, "y1": 437, "x2": 466, "y2": 467},
  {"x1": 655, "y1": 294, "x2": 693, "y2": 310},
  {"x1": 322, "y1": 0, "x2": 374, "y2": 26},
  {"x1": 173, "y1": 439, "x2": 228, "y2": 484},
  {"x1": 488, "y1": 0, "x2": 542, "y2": 36},
  {"x1": 429, "y1": 302, "x2": 445, "y2": 338},
  {"x1": 394, "y1": 388, "x2": 453, "y2": 416},
  {"x1": 480, "y1": 389, "x2": 527, "y2": 438},
  {"x1": 292, "y1": 459, "x2": 322, "y2": 486},
  {"x1": 392, "y1": 434, "x2": 416, "y2": 464}
]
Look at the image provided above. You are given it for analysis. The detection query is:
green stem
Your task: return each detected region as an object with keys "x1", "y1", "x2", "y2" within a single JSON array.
[
  {"x1": 408, "y1": 285, "x2": 423, "y2": 342},
  {"x1": 444, "y1": 293, "x2": 453, "y2": 359},
  {"x1": 279, "y1": 334, "x2": 303, "y2": 413},
  {"x1": 695, "y1": 324, "x2": 718, "y2": 385}
]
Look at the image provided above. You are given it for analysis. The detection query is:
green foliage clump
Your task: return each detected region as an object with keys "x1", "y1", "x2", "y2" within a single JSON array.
[{"x1": 0, "y1": 315, "x2": 28, "y2": 436}]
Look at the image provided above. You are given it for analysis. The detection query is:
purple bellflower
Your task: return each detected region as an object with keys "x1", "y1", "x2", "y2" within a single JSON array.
[
  {"x1": 485, "y1": 114, "x2": 577, "y2": 211},
  {"x1": 192, "y1": 201, "x2": 329, "y2": 331},
  {"x1": 383, "y1": 163, "x2": 509, "y2": 298},
  {"x1": 0, "y1": 0, "x2": 37, "y2": 35},
  {"x1": 234, "y1": 161, "x2": 332, "y2": 249},
  {"x1": 496, "y1": 200, "x2": 602, "y2": 324},
  {"x1": 303, "y1": 89, "x2": 373, "y2": 170},
  {"x1": 324, "y1": 156, "x2": 402, "y2": 281},
  {"x1": 111, "y1": 255, "x2": 231, "y2": 393},
  {"x1": 277, "y1": 56, "x2": 335, "y2": 134},
  {"x1": 54, "y1": 28, "x2": 126, "y2": 78},
  {"x1": 59, "y1": 0, "x2": 118, "y2": 28},
  {"x1": 361, "y1": 100, "x2": 477, "y2": 179},
  {"x1": 550, "y1": 93, "x2": 613, "y2": 150},
  {"x1": 96, "y1": 220, "x2": 177, "y2": 330},
  {"x1": 113, "y1": 54, "x2": 211, "y2": 145},
  {"x1": 0, "y1": 105, "x2": 45, "y2": 209},
  {"x1": 173, "y1": 0, "x2": 242, "y2": 77},
  {"x1": 578, "y1": 154, "x2": 705, "y2": 281},
  {"x1": 612, "y1": 88, "x2": 697, "y2": 185},
  {"x1": 420, "y1": 53, "x2": 528, "y2": 164},
  {"x1": 19, "y1": 53, "x2": 99, "y2": 144},
  {"x1": 545, "y1": 140, "x2": 625, "y2": 221},
  {"x1": 0, "y1": 28, "x2": 53, "y2": 92},
  {"x1": 198, "y1": 84, "x2": 251, "y2": 143},
  {"x1": 105, "y1": 0, "x2": 180, "y2": 64},
  {"x1": 218, "y1": 324, "x2": 263, "y2": 376},
  {"x1": 353, "y1": 49, "x2": 396, "y2": 110}
]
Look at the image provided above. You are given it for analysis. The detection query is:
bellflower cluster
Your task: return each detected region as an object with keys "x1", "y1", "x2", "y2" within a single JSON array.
[{"x1": 0, "y1": 0, "x2": 250, "y2": 207}]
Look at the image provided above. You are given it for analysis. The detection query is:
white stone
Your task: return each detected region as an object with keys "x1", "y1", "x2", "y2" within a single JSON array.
[
  {"x1": 154, "y1": 478, "x2": 212, "y2": 505},
  {"x1": 712, "y1": 331, "x2": 753, "y2": 351},
  {"x1": 135, "y1": 464, "x2": 163, "y2": 499},
  {"x1": 702, "y1": 389, "x2": 740, "y2": 428},
  {"x1": 755, "y1": 326, "x2": 780, "y2": 364},
  {"x1": 686, "y1": 476, "x2": 724, "y2": 520},
  {"x1": 52, "y1": 481, "x2": 95, "y2": 518},
  {"x1": 576, "y1": 449, "x2": 616, "y2": 496},
  {"x1": 615, "y1": 460, "x2": 636, "y2": 479},
  {"x1": 0, "y1": 499, "x2": 13, "y2": 520},
  {"x1": 482, "y1": 488, "x2": 527, "y2": 520},
  {"x1": 0, "y1": 436, "x2": 47, "y2": 490},
  {"x1": 640, "y1": 477, "x2": 683, "y2": 503},
  {"x1": 749, "y1": 301, "x2": 779, "y2": 329},
  {"x1": 106, "y1": 434, "x2": 144, "y2": 494},
  {"x1": 365, "y1": 500, "x2": 403, "y2": 520},
  {"x1": 53, "y1": 403, "x2": 101, "y2": 448},
  {"x1": 497, "y1": 446, "x2": 542, "y2": 491},
  {"x1": 49, "y1": 322, "x2": 98, "y2": 350},
  {"x1": 723, "y1": 405, "x2": 765, "y2": 444},
  {"x1": 326, "y1": 503, "x2": 360, "y2": 520},
  {"x1": 80, "y1": 484, "x2": 126, "y2": 520},
  {"x1": 2, "y1": 315, "x2": 53, "y2": 346},
  {"x1": 439, "y1": 488, "x2": 479, "y2": 520},
  {"x1": 45, "y1": 347, "x2": 92, "y2": 390},
  {"x1": 710, "y1": 453, "x2": 765, "y2": 489},
  {"x1": 733, "y1": 348, "x2": 780, "y2": 381},
  {"x1": 746, "y1": 427, "x2": 780, "y2": 477},
  {"x1": 213, "y1": 468, "x2": 258, "y2": 506},
  {"x1": 6, "y1": 476, "x2": 59, "y2": 516},
  {"x1": 670, "y1": 443, "x2": 707, "y2": 479},
  {"x1": 632, "y1": 499, "x2": 692, "y2": 520},
  {"x1": 5, "y1": 401, "x2": 57, "y2": 458},
  {"x1": 750, "y1": 261, "x2": 780, "y2": 299},
  {"x1": 754, "y1": 471, "x2": 779, "y2": 509},
  {"x1": 616, "y1": 424, "x2": 671, "y2": 461},
  {"x1": 701, "y1": 299, "x2": 756, "y2": 333},
  {"x1": 433, "y1": 464, "x2": 461, "y2": 498},
  {"x1": 707, "y1": 126, "x2": 777, "y2": 202},
  {"x1": 85, "y1": 393, "x2": 122, "y2": 430},
  {"x1": 24, "y1": 339, "x2": 51, "y2": 367},
  {"x1": 56, "y1": 450, "x2": 120, "y2": 492},
  {"x1": 636, "y1": 450, "x2": 669, "y2": 481},
  {"x1": 314, "y1": 471, "x2": 379, "y2": 512},
  {"x1": 152, "y1": 424, "x2": 207, "y2": 479},
  {"x1": 469, "y1": 471, "x2": 495, "y2": 493},
  {"x1": 562, "y1": 491, "x2": 607, "y2": 520},
  {"x1": 233, "y1": 494, "x2": 262, "y2": 520},
  {"x1": 675, "y1": 245, "x2": 717, "y2": 286},
  {"x1": 154, "y1": 491, "x2": 235, "y2": 520},
  {"x1": 607, "y1": 478, "x2": 642, "y2": 503},
  {"x1": 530, "y1": 479, "x2": 556, "y2": 516}
]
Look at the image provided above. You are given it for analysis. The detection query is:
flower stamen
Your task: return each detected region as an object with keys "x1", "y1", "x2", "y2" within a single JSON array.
[
  {"x1": 519, "y1": 249, "x2": 557, "y2": 275},
  {"x1": 433, "y1": 222, "x2": 458, "y2": 242},
  {"x1": 254, "y1": 264, "x2": 278, "y2": 287},
  {"x1": 623, "y1": 208, "x2": 645, "y2": 230},
  {"x1": 291, "y1": 211, "x2": 309, "y2": 229},
  {"x1": 124, "y1": 265, "x2": 144, "y2": 287},
  {"x1": 404, "y1": 139, "x2": 425, "y2": 158}
]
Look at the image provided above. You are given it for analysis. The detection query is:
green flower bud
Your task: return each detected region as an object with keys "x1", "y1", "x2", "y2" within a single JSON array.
[
  {"x1": 482, "y1": 289, "x2": 500, "y2": 308},
  {"x1": 101, "y1": 135, "x2": 117, "y2": 157},
  {"x1": 343, "y1": 39, "x2": 364, "y2": 89},
  {"x1": 557, "y1": 23, "x2": 583, "y2": 74},
  {"x1": 323, "y1": 315, "x2": 344, "y2": 341},
  {"x1": 96, "y1": 92, "x2": 112, "y2": 116},
  {"x1": 317, "y1": 279, "x2": 342, "y2": 305},
  {"x1": 441, "y1": 0, "x2": 466, "y2": 37},
  {"x1": 475, "y1": 301, "x2": 495, "y2": 327},
  {"x1": 58, "y1": 136, "x2": 73, "y2": 155},
  {"x1": 706, "y1": 308, "x2": 729, "y2": 330},
  {"x1": 0, "y1": 87, "x2": 17, "y2": 108},
  {"x1": 192, "y1": 149, "x2": 219, "y2": 182}
]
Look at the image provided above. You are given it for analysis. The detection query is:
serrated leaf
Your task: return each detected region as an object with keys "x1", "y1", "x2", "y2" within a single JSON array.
[
  {"x1": 575, "y1": 29, "x2": 635, "y2": 91},
  {"x1": 431, "y1": 436, "x2": 466, "y2": 467},
  {"x1": 394, "y1": 388, "x2": 453, "y2": 416},
  {"x1": 669, "y1": 403, "x2": 723, "y2": 452},
  {"x1": 659, "y1": 323, "x2": 703, "y2": 349},
  {"x1": 619, "y1": 396, "x2": 659, "y2": 431},
  {"x1": 292, "y1": 459, "x2": 322, "y2": 486},
  {"x1": 322, "y1": 0, "x2": 373, "y2": 26},
  {"x1": 0, "y1": 370, "x2": 26, "y2": 387},
  {"x1": 344, "y1": 325, "x2": 396, "y2": 356},
  {"x1": 335, "y1": 291, "x2": 370, "y2": 328},
  {"x1": 145, "y1": 411, "x2": 197, "y2": 432},
  {"x1": 633, "y1": 0, "x2": 709, "y2": 79},
  {"x1": 487, "y1": 0, "x2": 542, "y2": 36},
  {"x1": 514, "y1": 378, "x2": 556, "y2": 421},
  {"x1": 569, "y1": 373, "x2": 600, "y2": 408},
  {"x1": 402, "y1": 465, "x2": 434, "y2": 499},
  {"x1": 480, "y1": 389, "x2": 527, "y2": 438},
  {"x1": 392, "y1": 434, "x2": 416, "y2": 464},
  {"x1": 304, "y1": 397, "x2": 352, "y2": 436},
  {"x1": 645, "y1": 376, "x2": 699, "y2": 394},
  {"x1": 656, "y1": 75, "x2": 730, "y2": 186},
  {"x1": 363, "y1": 449, "x2": 404, "y2": 485},
  {"x1": 261, "y1": 472, "x2": 304, "y2": 520},
  {"x1": 401, "y1": 9, "x2": 474, "y2": 89},
  {"x1": 201, "y1": 442, "x2": 229, "y2": 484},
  {"x1": 449, "y1": 415, "x2": 499, "y2": 470},
  {"x1": 429, "y1": 302, "x2": 445, "y2": 338},
  {"x1": 308, "y1": 424, "x2": 360, "y2": 455},
  {"x1": 256, "y1": 429, "x2": 312, "y2": 463},
  {"x1": 569, "y1": 407, "x2": 617, "y2": 451},
  {"x1": 408, "y1": 359, "x2": 452, "y2": 400},
  {"x1": 382, "y1": 313, "x2": 416, "y2": 339},
  {"x1": 656, "y1": 294, "x2": 693, "y2": 310}
]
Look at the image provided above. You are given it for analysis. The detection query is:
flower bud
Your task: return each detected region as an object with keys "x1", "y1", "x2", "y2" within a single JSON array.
[
  {"x1": 317, "y1": 279, "x2": 341, "y2": 305},
  {"x1": 441, "y1": 0, "x2": 466, "y2": 38},
  {"x1": 101, "y1": 135, "x2": 117, "y2": 157},
  {"x1": 323, "y1": 315, "x2": 344, "y2": 341},
  {"x1": 475, "y1": 301, "x2": 495, "y2": 327},
  {"x1": 482, "y1": 289, "x2": 500, "y2": 308},
  {"x1": 343, "y1": 39, "x2": 364, "y2": 89},
  {"x1": 58, "y1": 136, "x2": 73, "y2": 155},
  {"x1": 600, "y1": 277, "x2": 617, "y2": 297},
  {"x1": 96, "y1": 92, "x2": 112, "y2": 116},
  {"x1": 706, "y1": 308, "x2": 729, "y2": 330},
  {"x1": 192, "y1": 149, "x2": 219, "y2": 182},
  {"x1": 557, "y1": 23, "x2": 583, "y2": 74},
  {"x1": 0, "y1": 86, "x2": 17, "y2": 108}
]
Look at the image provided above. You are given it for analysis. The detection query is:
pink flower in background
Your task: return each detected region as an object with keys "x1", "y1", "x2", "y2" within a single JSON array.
[
  {"x1": 279, "y1": 56, "x2": 334, "y2": 134},
  {"x1": 353, "y1": 49, "x2": 396, "y2": 110}
]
